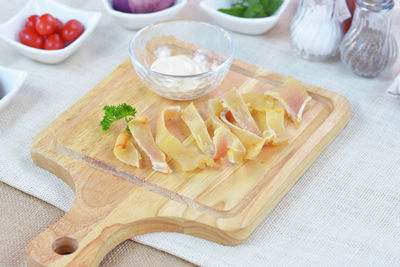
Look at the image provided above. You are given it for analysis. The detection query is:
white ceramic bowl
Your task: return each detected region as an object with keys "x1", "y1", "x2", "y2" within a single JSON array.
[
  {"x1": 102, "y1": 0, "x2": 187, "y2": 30},
  {"x1": 0, "y1": 66, "x2": 27, "y2": 111},
  {"x1": 0, "y1": 0, "x2": 101, "y2": 64},
  {"x1": 200, "y1": 0, "x2": 290, "y2": 35}
]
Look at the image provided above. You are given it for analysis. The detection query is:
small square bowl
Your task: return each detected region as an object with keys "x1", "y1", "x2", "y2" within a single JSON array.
[
  {"x1": 102, "y1": 0, "x2": 187, "y2": 30},
  {"x1": 0, "y1": 66, "x2": 27, "y2": 111},
  {"x1": 200, "y1": 0, "x2": 290, "y2": 35},
  {"x1": 0, "y1": 0, "x2": 101, "y2": 64}
]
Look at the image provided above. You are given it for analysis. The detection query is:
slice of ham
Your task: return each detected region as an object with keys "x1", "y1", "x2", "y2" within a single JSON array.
[
  {"x1": 222, "y1": 89, "x2": 262, "y2": 136},
  {"x1": 208, "y1": 99, "x2": 246, "y2": 163},
  {"x1": 156, "y1": 106, "x2": 213, "y2": 171},
  {"x1": 113, "y1": 131, "x2": 141, "y2": 168},
  {"x1": 181, "y1": 102, "x2": 215, "y2": 158},
  {"x1": 265, "y1": 76, "x2": 311, "y2": 124},
  {"x1": 128, "y1": 117, "x2": 171, "y2": 173},
  {"x1": 220, "y1": 108, "x2": 265, "y2": 160}
]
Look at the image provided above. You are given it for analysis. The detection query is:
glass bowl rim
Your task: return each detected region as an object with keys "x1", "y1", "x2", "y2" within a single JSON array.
[{"x1": 128, "y1": 20, "x2": 235, "y2": 79}]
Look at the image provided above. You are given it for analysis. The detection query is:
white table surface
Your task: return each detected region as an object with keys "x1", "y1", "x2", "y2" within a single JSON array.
[{"x1": 1, "y1": 0, "x2": 400, "y2": 266}]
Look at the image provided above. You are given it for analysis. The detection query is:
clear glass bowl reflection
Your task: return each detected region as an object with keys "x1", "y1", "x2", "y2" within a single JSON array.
[{"x1": 129, "y1": 20, "x2": 234, "y2": 100}]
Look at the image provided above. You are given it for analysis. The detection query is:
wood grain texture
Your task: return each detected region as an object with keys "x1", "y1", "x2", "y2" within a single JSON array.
[{"x1": 26, "y1": 59, "x2": 350, "y2": 266}]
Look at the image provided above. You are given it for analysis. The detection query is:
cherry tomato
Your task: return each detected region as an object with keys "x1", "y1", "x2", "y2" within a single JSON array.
[
  {"x1": 54, "y1": 18, "x2": 63, "y2": 33},
  {"x1": 25, "y1": 15, "x2": 39, "y2": 31},
  {"x1": 44, "y1": 33, "x2": 64, "y2": 50},
  {"x1": 60, "y1": 20, "x2": 84, "y2": 43},
  {"x1": 35, "y1": 14, "x2": 56, "y2": 36},
  {"x1": 19, "y1": 29, "x2": 44, "y2": 49}
]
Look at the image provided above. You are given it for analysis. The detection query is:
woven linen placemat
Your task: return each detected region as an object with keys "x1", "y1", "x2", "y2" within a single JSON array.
[
  {"x1": 0, "y1": 182, "x2": 194, "y2": 267},
  {"x1": 1, "y1": 0, "x2": 400, "y2": 266}
]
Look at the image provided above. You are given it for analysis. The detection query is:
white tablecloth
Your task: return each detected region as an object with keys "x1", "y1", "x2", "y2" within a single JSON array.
[{"x1": 1, "y1": 0, "x2": 400, "y2": 266}]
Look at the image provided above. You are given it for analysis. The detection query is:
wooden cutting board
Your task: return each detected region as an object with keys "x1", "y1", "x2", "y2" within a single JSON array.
[{"x1": 26, "y1": 59, "x2": 350, "y2": 266}]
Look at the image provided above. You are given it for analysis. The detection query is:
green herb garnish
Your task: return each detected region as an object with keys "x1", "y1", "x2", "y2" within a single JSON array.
[
  {"x1": 219, "y1": 0, "x2": 283, "y2": 18},
  {"x1": 100, "y1": 103, "x2": 137, "y2": 132}
]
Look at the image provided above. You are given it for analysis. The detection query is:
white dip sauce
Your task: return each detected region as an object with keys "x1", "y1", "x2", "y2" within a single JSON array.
[{"x1": 150, "y1": 55, "x2": 209, "y2": 76}]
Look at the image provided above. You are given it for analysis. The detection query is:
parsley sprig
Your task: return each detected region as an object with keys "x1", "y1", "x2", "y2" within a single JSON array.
[
  {"x1": 219, "y1": 0, "x2": 283, "y2": 18},
  {"x1": 100, "y1": 103, "x2": 137, "y2": 132}
]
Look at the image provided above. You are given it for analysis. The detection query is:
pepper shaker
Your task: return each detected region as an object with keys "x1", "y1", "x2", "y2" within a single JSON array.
[
  {"x1": 290, "y1": 0, "x2": 344, "y2": 61},
  {"x1": 340, "y1": 0, "x2": 397, "y2": 77}
]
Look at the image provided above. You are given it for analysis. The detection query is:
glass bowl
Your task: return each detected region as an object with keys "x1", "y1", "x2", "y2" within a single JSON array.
[{"x1": 129, "y1": 20, "x2": 234, "y2": 100}]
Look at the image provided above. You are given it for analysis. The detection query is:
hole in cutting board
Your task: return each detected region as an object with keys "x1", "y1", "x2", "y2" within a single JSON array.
[{"x1": 52, "y1": 237, "x2": 78, "y2": 255}]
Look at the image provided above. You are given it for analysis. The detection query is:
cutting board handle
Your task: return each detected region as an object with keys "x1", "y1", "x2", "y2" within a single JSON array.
[{"x1": 25, "y1": 184, "x2": 185, "y2": 267}]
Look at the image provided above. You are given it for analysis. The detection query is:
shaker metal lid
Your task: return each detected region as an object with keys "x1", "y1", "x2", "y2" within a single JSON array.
[{"x1": 356, "y1": 0, "x2": 394, "y2": 12}]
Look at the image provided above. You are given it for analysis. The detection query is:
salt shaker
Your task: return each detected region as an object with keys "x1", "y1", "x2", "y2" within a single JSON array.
[
  {"x1": 340, "y1": 0, "x2": 397, "y2": 78},
  {"x1": 290, "y1": 0, "x2": 344, "y2": 61}
]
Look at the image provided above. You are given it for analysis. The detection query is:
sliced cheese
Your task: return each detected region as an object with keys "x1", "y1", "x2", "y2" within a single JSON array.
[
  {"x1": 208, "y1": 99, "x2": 246, "y2": 163},
  {"x1": 220, "y1": 109, "x2": 265, "y2": 160},
  {"x1": 265, "y1": 76, "x2": 311, "y2": 124},
  {"x1": 181, "y1": 102, "x2": 214, "y2": 158},
  {"x1": 156, "y1": 106, "x2": 213, "y2": 171},
  {"x1": 222, "y1": 89, "x2": 262, "y2": 136},
  {"x1": 113, "y1": 131, "x2": 141, "y2": 168},
  {"x1": 128, "y1": 117, "x2": 171, "y2": 173},
  {"x1": 265, "y1": 108, "x2": 290, "y2": 145},
  {"x1": 252, "y1": 110, "x2": 275, "y2": 140},
  {"x1": 242, "y1": 93, "x2": 275, "y2": 112}
]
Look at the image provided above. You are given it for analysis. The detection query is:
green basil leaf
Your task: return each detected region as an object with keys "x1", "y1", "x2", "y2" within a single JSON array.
[
  {"x1": 260, "y1": 0, "x2": 283, "y2": 16},
  {"x1": 218, "y1": 6, "x2": 246, "y2": 17}
]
